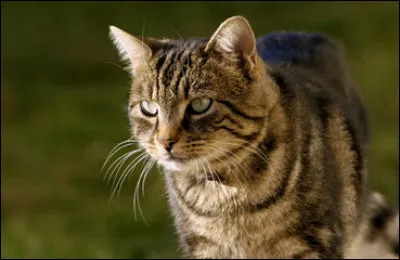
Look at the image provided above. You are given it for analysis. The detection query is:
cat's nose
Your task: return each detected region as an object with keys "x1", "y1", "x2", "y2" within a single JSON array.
[{"x1": 158, "y1": 139, "x2": 177, "y2": 153}]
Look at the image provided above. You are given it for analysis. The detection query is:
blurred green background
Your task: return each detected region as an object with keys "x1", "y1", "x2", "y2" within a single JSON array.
[{"x1": 1, "y1": 1, "x2": 398, "y2": 258}]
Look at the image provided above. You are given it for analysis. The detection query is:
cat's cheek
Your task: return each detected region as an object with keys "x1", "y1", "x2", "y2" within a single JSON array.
[{"x1": 131, "y1": 116, "x2": 158, "y2": 140}]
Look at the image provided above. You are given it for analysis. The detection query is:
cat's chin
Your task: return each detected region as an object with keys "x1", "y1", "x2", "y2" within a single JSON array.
[
  {"x1": 157, "y1": 155, "x2": 188, "y2": 172},
  {"x1": 157, "y1": 154, "x2": 215, "y2": 173},
  {"x1": 159, "y1": 158, "x2": 185, "y2": 171}
]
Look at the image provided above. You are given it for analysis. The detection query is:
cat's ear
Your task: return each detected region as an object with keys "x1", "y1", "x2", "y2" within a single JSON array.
[
  {"x1": 109, "y1": 25, "x2": 153, "y2": 74},
  {"x1": 205, "y1": 16, "x2": 257, "y2": 71}
]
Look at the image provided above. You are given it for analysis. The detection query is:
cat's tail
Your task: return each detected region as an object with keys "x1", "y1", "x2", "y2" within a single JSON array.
[
  {"x1": 349, "y1": 191, "x2": 399, "y2": 259},
  {"x1": 367, "y1": 192, "x2": 399, "y2": 256}
]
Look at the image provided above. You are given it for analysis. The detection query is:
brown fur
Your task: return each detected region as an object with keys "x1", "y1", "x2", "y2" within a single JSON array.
[{"x1": 107, "y1": 16, "x2": 396, "y2": 258}]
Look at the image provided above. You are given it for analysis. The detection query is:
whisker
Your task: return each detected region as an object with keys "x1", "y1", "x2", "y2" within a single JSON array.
[
  {"x1": 102, "y1": 139, "x2": 137, "y2": 172},
  {"x1": 109, "y1": 148, "x2": 144, "y2": 188},
  {"x1": 112, "y1": 152, "x2": 148, "y2": 200},
  {"x1": 193, "y1": 155, "x2": 200, "y2": 176},
  {"x1": 203, "y1": 156, "x2": 221, "y2": 202},
  {"x1": 199, "y1": 158, "x2": 209, "y2": 186},
  {"x1": 198, "y1": 155, "x2": 231, "y2": 212},
  {"x1": 103, "y1": 145, "x2": 141, "y2": 184},
  {"x1": 205, "y1": 145, "x2": 249, "y2": 192},
  {"x1": 141, "y1": 158, "x2": 156, "y2": 198},
  {"x1": 103, "y1": 61, "x2": 130, "y2": 73},
  {"x1": 133, "y1": 156, "x2": 153, "y2": 224},
  {"x1": 213, "y1": 139, "x2": 270, "y2": 166},
  {"x1": 212, "y1": 139, "x2": 277, "y2": 176},
  {"x1": 208, "y1": 144, "x2": 250, "y2": 176},
  {"x1": 172, "y1": 23, "x2": 184, "y2": 41},
  {"x1": 105, "y1": 149, "x2": 136, "y2": 186},
  {"x1": 130, "y1": 154, "x2": 151, "y2": 201},
  {"x1": 139, "y1": 157, "x2": 153, "y2": 198}
]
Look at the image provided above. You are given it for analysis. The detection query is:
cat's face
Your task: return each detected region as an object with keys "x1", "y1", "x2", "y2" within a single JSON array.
[{"x1": 110, "y1": 16, "x2": 273, "y2": 174}]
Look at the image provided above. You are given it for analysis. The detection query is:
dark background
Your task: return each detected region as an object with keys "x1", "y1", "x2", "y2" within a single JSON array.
[{"x1": 1, "y1": 1, "x2": 398, "y2": 258}]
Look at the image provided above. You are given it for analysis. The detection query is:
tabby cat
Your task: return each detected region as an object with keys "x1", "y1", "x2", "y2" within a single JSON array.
[{"x1": 107, "y1": 15, "x2": 398, "y2": 258}]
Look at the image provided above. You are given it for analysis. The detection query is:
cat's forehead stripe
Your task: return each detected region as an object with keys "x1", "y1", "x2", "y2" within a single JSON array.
[
  {"x1": 154, "y1": 52, "x2": 166, "y2": 99},
  {"x1": 153, "y1": 42, "x2": 202, "y2": 102},
  {"x1": 170, "y1": 50, "x2": 191, "y2": 98},
  {"x1": 163, "y1": 50, "x2": 184, "y2": 98},
  {"x1": 156, "y1": 50, "x2": 176, "y2": 101}
]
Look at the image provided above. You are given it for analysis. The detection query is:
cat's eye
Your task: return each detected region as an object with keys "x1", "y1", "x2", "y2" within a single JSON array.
[
  {"x1": 140, "y1": 101, "x2": 158, "y2": 117},
  {"x1": 189, "y1": 98, "x2": 213, "y2": 114}
]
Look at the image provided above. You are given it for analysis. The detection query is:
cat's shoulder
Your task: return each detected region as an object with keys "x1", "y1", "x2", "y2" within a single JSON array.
[
  {"x1": 255, "y1": 31, "x2": 342, "y2": 67},
  {"x1": 256, "y1": 31, "x2": 361, "y2": 107}
]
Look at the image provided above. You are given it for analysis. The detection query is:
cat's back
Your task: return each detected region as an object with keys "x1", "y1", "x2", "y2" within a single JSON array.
[
  {"x1": 257, "y1": 31, "x2": 369, "y2": 146},
  {"x1": 256, "y1": 31, "x2": 358, "y2": 103},
  {"x1": 257, "y1": 32, "x2": 370, "y2": 251}
]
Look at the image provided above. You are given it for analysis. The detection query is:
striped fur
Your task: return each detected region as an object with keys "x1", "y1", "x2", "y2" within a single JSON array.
[
  {"x1": 109, "y1": 16, "x2": 395, "y2": 258},
  {"x1": 347, "y1": 191, "x2": 399, "y2": 259}
]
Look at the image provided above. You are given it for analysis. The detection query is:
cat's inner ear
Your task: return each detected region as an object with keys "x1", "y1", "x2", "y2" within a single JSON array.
[
  {"x1": 109, "y1": 25, "x2": 153, "y2": 74},
  {"x1": 205, "y1": 16, "x2": 257, "y2": 71}
]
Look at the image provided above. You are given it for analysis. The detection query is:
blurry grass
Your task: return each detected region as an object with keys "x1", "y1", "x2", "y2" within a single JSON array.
[
  {"x1": 1, "y1": 1, "x2": 398, "y2": 258},
  {"x1": 1, "y1": 81, "x2": 179, "y2": 258}
]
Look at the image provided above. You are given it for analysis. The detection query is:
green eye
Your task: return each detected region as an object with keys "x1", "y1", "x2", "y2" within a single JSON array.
[
  {"x1": 190, "y1": 98, "x2": 212, "y2": 114},
  {"x1": 140, "y1": 101, "x2": 158, "y2": 116}
]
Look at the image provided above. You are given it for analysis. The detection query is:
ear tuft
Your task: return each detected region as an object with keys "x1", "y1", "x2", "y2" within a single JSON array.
[{"x1": 109, "y1": 25, "x2": 152, "y2": 74}]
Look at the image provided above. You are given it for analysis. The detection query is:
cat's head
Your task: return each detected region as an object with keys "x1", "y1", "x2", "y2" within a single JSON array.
[{"x1": 109, "y1": 16, "x2": 277, "y2": 174}]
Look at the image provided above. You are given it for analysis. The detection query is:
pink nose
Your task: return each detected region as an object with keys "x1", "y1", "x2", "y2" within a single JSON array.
[{"x1": 158, "y1": 139, "x2": 177, "y2": 153}]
